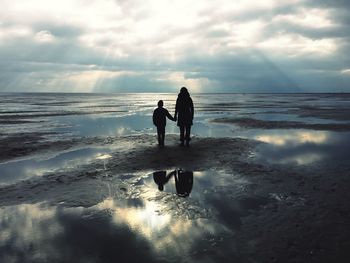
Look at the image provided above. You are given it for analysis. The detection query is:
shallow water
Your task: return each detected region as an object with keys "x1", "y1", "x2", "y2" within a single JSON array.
[
  {"x1": 1, "y1": 92, "x2": 349, "y2": 189},
  {"x1": 1, "y1": 93, "x2": 350, "y2": 183},
  {"x1": 1, "y1": 93, "x2": 350, "y2": 262},
  {"x1": 0, "y1": 147, "x2": 114, "y2": 185},
  {"x1": 0, "y1": 169, "x2": 267, "y2": 263}
]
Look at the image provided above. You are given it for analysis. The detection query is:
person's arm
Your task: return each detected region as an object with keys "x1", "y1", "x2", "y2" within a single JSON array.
[
  {"x1": 152, "y1": 110, "x2": 157, "y2": 126},
  {"x1": 165, "y1": 109, "x2": 175, "y2": 121},
  {"x1": 165, "y1": 170, "x2": 176, "y2": 182},
  {"x1": 174, "y1": 98, "x2": 178, "y2": 121},
  {"x1": 190, "y1": 98, "x2": 194, "y2": 120}
]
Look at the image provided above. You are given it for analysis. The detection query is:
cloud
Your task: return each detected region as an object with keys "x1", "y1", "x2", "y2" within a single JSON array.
[
  {"x1": 0, "y1": 0, "x2": 349, "y2": 92},
  {"x1": 35, "y1": 30, "x2": 55, "y2": 42},
  {"x1": 341, "y1": 69, "x2": 350, "y2": 75}
]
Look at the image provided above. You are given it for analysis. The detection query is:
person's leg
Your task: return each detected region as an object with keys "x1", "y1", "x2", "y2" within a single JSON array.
[
  {"x1": 161, "y1": 127, "x2": 165, "y2": 146},
  {"x1": 157, "y1": 127, "x2": 162, "y2": 146},
  {"x1": 185, "y1": 126, "x2": 191, "y2": 146},
  {"x1": 179, "y1": 126, "x2": 185, "y2": 146}
]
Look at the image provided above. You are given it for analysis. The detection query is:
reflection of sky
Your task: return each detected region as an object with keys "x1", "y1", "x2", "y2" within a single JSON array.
[
  {"x1": 253, "y1": 130, "x2": 350, "y2": 165},
  {"x1": 0, "y1": 147, "x2": 113, "y2": 185},
  {"x1": 0, "y1": 168, "x2": 254, "y2": 262},
  {"x1": 0, "y1": 199, "x2": 230, "y2": 262}
]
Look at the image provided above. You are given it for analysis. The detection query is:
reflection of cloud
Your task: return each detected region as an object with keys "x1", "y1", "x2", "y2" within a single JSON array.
[
  {"x1": 0, "y1": 203, "x2": 161, "y2": 263},
  {"x1": 97, "y1": 198, "x2": 171, "y2": 238},
  {"x1": 283, "y1": 153, "x2": 323, "y2": 165},
  {"x1": 0, "y1": 204, "x2": 62, "y2": 245},
  {"x1": 255, "y1": 130, "x2": 335, "y2": 165},
  {"x1": 95, "y1": 153, "x2": 112, "y2": 160},
  {"x1": 96, "y1": 197, "x2": 224, "y2": 254},
  {"x1": 256, "y1": 130, "x2": 328, "y2": 145},
  {"x1": 116, "y1": 201, "x2": 171, "y2": 239}
]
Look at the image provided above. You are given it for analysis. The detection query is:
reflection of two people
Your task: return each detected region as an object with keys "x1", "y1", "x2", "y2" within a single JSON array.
[{"x1": 153, "y1": 170, "x2": 193, "y2": 197}]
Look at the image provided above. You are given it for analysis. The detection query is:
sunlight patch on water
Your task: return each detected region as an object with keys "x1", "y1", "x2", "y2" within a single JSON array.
[{"x1": 255, "y1": 130, "x2": 329, "y2": 146}]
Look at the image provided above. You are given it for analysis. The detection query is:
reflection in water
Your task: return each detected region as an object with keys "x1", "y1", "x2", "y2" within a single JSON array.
[
  {"x1": 175, "y1": 170, "x2": 193, "y2": 197},
  {"x1": 255, "y1": 130, "x2": 329, "y2": 146},
  {"x1": 153, "y1": 170, "x2": 193, "y2": 197},
  {"x1": 0, "y1": 203, "x2": 164, "y2": 263},
  {"x1": 0, "y1": 200, "x2": 229, "y2": 263},
  {"x1": 0, "y1": 169, "x2": 271, "y2": 262},
  {"x1": 253, "y1": 130, "x2": 350, "y2": 165},
  {"x1": 153, "y1": 170, "x2": 175, "y2": 191},
  {"x1": 0, "y1": 147, "x2": 114, "y2": 185}
]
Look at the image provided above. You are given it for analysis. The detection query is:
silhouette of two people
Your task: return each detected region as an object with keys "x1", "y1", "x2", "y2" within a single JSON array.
[
  {"x1": 153, "y1": 169, "x2": 193, "y2": 197},
  {"x1": 153, "y1": 87, "x2": 194, "y2": 147}
]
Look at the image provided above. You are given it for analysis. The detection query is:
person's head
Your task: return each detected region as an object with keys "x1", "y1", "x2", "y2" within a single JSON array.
[
  {"x1": 180, "y1": 87, "x2": 188, "y2": 93},
  {"x1": 157, "y1": 100, "x2": 163, "y2": 108},
  {"x1": 158, "y1": 184, "x2": 164, "y2": 191},
  {"x1": 179, "y1": 87, "x2": 190, "y2": 98}
]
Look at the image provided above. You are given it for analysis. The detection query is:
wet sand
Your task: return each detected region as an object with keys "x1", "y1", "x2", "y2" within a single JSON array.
[{"x1": 0, "y1": 134, "x2": 349, "y2": 262}]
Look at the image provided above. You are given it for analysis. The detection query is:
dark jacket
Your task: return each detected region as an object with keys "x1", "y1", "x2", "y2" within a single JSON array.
[
  {"x1": 153, "y1": 107, "x2": 174, "y2": 127},
  {"x1": 175, "y1": 93, "x2": 194, "y2": 127}
]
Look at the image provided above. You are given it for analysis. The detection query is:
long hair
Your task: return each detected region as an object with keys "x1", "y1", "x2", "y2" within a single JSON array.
[{"x1": 178, "y1": 87, "x2": 190, "y2": 99}]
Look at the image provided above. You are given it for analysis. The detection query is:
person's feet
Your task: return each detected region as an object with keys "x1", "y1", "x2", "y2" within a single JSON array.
[
  {"x1": 180, "y1": 141, "x2": 184, "y2": 146},
  {"x1": 185, "y1": 141, "x2": 190, "y2": 147}
]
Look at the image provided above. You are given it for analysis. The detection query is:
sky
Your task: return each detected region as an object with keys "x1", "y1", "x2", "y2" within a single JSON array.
[{"x1": 0, "y1": 0, "x2": 349, "y2": 93}]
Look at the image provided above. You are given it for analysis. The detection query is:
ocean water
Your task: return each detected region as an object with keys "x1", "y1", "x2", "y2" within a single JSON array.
[
  {"x1": 1, "y1": 93, "x2": 350, "y2": 262},
  {"x1": 1, "y1": 93, "x2": 350, "y2": 184}
]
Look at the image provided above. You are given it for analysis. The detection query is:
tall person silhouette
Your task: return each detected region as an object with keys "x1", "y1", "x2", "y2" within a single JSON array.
[{"x1": 174, "y1": 87, "x2": 194, "y2": 147}]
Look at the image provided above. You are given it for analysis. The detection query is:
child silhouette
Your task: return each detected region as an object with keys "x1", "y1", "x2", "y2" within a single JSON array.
[{"x1": 153, "y1": 100, "x2": 175, "y2": 147}]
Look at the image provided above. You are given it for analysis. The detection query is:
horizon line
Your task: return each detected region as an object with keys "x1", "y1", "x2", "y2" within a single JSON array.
[{"x1": 1, "y1": 91, "x2": 350, "y2": 95}]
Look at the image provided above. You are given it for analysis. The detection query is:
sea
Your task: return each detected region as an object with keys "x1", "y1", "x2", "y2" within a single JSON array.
[{"x1": 0, "y1": 93, "x2": 350, "y2": 262}]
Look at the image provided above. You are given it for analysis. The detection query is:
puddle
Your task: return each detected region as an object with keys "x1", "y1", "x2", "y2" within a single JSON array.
[
  {"x1": 142, "y1": 169, "x2": 248, "y2": 198},
  {"x1": 0, "y1": 168, "x2": 271, "y2": 263},
  {"x1": 0, "y1": 147, "x2": 114, "y2": 185},
  {"x1": 251, "y1": 130, "x2": 350, "y2": 165},
  {"x1": 138, "y1": 169, "x2": 269, "y2": 229},
  {"x1": 0, "y1": 201, "x2": 230, "y2": 263}
]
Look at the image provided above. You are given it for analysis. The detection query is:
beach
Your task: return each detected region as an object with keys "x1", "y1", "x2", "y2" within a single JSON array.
[{"x1": 1, "y1": 93, "x2": 350, "y2": 262}]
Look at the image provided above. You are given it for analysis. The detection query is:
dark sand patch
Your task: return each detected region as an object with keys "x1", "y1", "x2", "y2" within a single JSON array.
[
  {"x1": 291, "y1": 106, "x2": 350, "y2": 121},
  {"x1": 212, "y1": 117, "x2": 350, "y2": 131},
  {"x1": 0, "y1": 119, "x2": 43, "y2": 125},
  {"x1": 0, "y1": 110, "x2": 127, "y2": 120},
  {"x1": 0, "y1": 133, "x2": 109, "y2": 162}
]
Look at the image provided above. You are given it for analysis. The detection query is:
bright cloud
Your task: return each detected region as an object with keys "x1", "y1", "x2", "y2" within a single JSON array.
[
  {"x1": 0, "y1": 0, "x2": 349, "y2": 92},
  {"x1": 35, "y1": 30, "x2": 55, "y2": 42}
]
